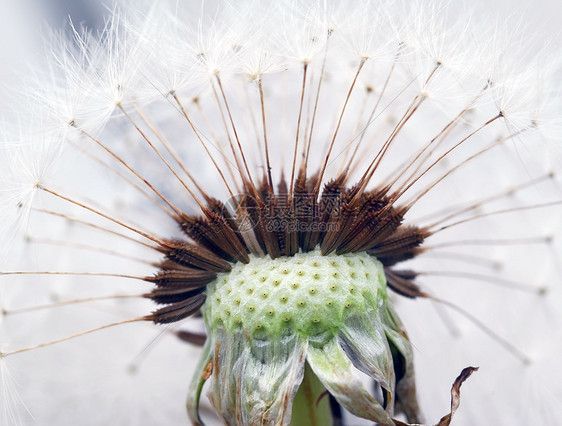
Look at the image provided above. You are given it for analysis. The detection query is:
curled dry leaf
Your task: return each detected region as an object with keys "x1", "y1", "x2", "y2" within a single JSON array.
[{"x1": 393, "y1": 366, "x2": 478, "y2": 426}]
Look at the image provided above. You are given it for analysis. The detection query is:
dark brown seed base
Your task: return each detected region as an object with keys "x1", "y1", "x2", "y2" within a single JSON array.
[{"x1": 143, "y1": 170, "x2": 429, "y2": 325}]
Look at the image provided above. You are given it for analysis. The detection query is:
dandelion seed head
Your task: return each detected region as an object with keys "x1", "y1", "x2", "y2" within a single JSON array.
[{"x1": 1, "y1": 0, "x2": 562, "y2": 424}]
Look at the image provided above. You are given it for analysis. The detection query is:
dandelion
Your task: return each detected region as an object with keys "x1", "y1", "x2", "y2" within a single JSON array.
[{"x1": 1, "y1": 0, "x2": 562, "y2": 425}]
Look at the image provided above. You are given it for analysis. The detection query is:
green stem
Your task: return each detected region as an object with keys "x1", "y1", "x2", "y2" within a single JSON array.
[{"x1": 290, "y1": 362, "x2": 333, "y2": 426}]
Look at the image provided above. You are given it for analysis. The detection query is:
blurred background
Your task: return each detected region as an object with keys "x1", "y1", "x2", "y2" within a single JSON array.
[
  {"x1": 0, "y1": 0, "x2": 108, "y2": 83},
  {"x1": 5, "y1": 0, "x2": 562, "y2": 28}
]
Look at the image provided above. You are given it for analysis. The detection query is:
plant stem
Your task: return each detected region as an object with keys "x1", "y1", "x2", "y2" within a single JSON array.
[{"x1": 290, "y1": 362, "x2": 333, "y2": 426}]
